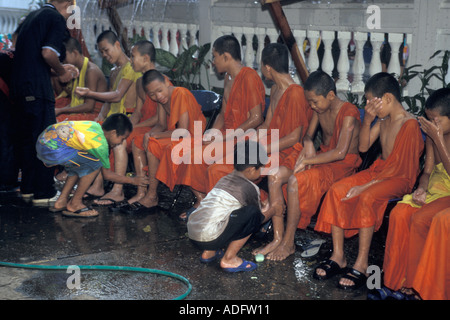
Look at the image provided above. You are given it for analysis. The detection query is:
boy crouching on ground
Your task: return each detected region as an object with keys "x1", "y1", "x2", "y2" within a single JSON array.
[
  {"x1": 36, "y1": 113, "x2": 149, "y2": 217},
  {"x1": 187, "y1": 140, "x2": 274, "y2": 273}
]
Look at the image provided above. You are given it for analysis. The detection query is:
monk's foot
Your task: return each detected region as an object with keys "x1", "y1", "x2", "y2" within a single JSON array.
[
  {"x1": 338, "y1": 265, "x2": 368, "y2": 290},
  {"x1": 127, "y1": 193, "x2": 145, "y2": 205},
  {"x1": 137, "y1": 195, "x2": 158, "y2": 208},
  {"x1": 315, "y1": 256, "x2": 346, "y2": 279},
  {"x1": 252, "y1": 239, "x2": 280, "y2": 256},
  {"x1": 266, "y1": 243, "x2": 295, "y2": 261},
  {"x1": 93, "y1": 191, "x2": 124, "y2": 206}
]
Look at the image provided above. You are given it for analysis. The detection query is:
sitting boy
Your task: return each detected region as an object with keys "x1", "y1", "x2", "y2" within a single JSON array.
[
  {"x1": 313, "y1": 72, "x2": 424, "y2": 290},
  {"x1": 55, "y1": 37, "x2": 107, "y2": 122},
  {"x1": 187, "y1": 140, "x2": 271, "y2": 273},
  {"x1": 36, "y1": 113, "x2": 149, "y2": 217},
  {"x1": 255, "y1": 70, "x2": 361, "y2": 261},
  {"x1": 382, "y1": 87, "x2": 450, "y2": 298}
]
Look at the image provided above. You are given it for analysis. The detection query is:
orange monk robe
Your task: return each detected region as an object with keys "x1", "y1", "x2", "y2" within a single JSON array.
[
  {"x1": 149, "y1": 87, "x2": 206, "y2": 189},
  {"x1": 162, "y1": 67, "x2": 266, "y2": 193},
  {"x1": 56, "y1": 101, "x2": 103, "y2": 122},
  {"x1": 413, "y1": 207, "x2": 450, "y2": 300},
  {"x1": 125, "y1": 97, "x2": 158, "y2": 153},
  {"x1": 383, "y1": 196, "x2": 450, "y2": 292},
  {"x1": 281, "y1": 102, "x2": 362, "y2": 229},
  {"x1": 206, "y1": 84, "x2": 313, "y2": 193},
  {"x1": 315, "y1": 119, "x2": 424, "y2": 238}
]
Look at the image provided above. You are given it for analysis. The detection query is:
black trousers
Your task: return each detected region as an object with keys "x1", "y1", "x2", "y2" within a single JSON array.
[
  {"x1": 0, "y1": 91, "x2": 19, "y2": 190},
  {"x1": 14, "y1": 96, "x2": 56, "y2": 199},
  {"x1": 191, "y1": 205, "x2": 264, "y2": 251}
]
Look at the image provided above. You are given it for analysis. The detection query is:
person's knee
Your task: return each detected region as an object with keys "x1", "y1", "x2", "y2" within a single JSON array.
[{"x1": 287, "y1": 175, "x2": 298, "y2": 194}]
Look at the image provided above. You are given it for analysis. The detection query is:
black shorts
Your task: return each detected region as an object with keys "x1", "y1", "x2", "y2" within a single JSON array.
[{"x1": 191, "y1": 205, "x2": 264, "y2": 251}]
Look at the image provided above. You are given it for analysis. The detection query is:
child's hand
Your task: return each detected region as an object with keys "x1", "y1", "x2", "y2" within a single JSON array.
[
  {"x1": 75, "y1": 87, "x2": 90, "y2": 97},
  {"x1": 133, "y1": 175, "x2": 149, "y2": 187},
  {"x1": 418, "y1": 116, "x2": 443, "y2": 143},
  {"x1": 412, "y1": 186, "x2": 427, "y2": 206},
  {"x1": 364, "y1": 97, "x2": 382, "y2": 124}
]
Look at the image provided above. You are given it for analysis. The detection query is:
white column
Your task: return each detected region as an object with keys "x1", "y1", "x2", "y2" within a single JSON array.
[
  {"x1": 351, "y1": 31, "x2": 367, "y2": 96},
  {"x1": 293, "y1": 29, "x2": 306, "y2": 63},
  {"x1": 168, "y1": 23, "x2": 179, "y2": 56},
  {"x1": 160, "y1": 23, "x2": 170, "y2": 52},
  {"x1": 179, "y1": 24, "x2": 189, "y2": 53},
  {"x1": 321, "y1": 30, "x2": 335, "y2": 77},
  {"x1": 188, "y1": 24, "x2": 198, "y2": 47},
  {"x1": 232, "y1": 26, "x2": 243, "y2": 61},
  {"x1": 255, "y1": 27, "x2": 266, "y2": 72},
  {"x1": 336, "y1": 31, "x2": 351, "y2": 93},
  {"x1": 152, "y1": 26, "x2": 161, "y2": 49},
  {"x1": 307, "y1": 30, "x2": 320, "y2": 73},
  {"x1": 369, "y1": 32, "x2": 384, "y2": 77},
  {"x1": 387, "y1": 33, "x2": 404, "y2": 79},
  {"x1": 243, "y1": 27, "x2": 255, "y2": 68}
]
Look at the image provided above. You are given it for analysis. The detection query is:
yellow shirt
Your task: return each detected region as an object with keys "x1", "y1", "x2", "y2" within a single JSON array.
[{"x1": 107, "y1": 61, "x2": 141, "y2": 117}]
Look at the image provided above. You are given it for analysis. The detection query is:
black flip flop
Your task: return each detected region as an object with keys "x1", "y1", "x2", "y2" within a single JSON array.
[
  {"x1": 337, "y1": 268, "x2": 367, "y2": 290},
  {"x1": 62, "y1": 206, "x2": 99, "y2": 218},
  {"x1": 313, "y1": 259, "x2": 346, "y2": 280}
]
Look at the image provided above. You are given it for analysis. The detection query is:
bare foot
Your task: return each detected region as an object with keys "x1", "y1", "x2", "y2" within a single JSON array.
[
  {"x1": 127, "y1": 192, "x2": 146, "y2": 205},
  {"x1": 137, "y1": 195, "x2": 158, "y2": 208},
  {"x1": 252, "y1": 239, "x2": 280, "y2": 256},
  {"x1": 53, "y1": 197, "x2": 68, "y2": 211},
  {"x1": 266, "y1": 243, "x2": 295, "y2": 261},
  {"x1": 93, "y1": 191, "x2": 125, "y2": 205}
]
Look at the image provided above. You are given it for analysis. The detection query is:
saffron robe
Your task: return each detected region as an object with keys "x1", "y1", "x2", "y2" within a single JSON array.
[
  {"x1": 284, "y1": 102, "x2": 362, "y2": 229},
  {"x1": 149, "y1": 87, "x2": 206, "y2": 189},
  {"x1": 383, "y1": 163, "x2": 450, "y2": 292},
  {"x1": 125, "y1": 97, "x2": 158, "y2": 153},
  {"x1": 314, "y1": 119, "x2": 424, "y2": 238},
  {"x1": 160, "y1": 67, "x2": 265, "y2": 193},
  {"x1": 206, "y1": 84, "x2": 313, "y2": 193},
  {"x1": 413, "y1": 207, "x2": 450, "y2": 300}
]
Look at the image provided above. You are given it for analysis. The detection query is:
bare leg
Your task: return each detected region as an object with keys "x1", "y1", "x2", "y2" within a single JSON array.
[
  {"x1": 266, "y1": 174, "x2": 300, "y2": 261},
  {"x1": 127, "y1": 141, "x2": 148, "y2": 204},
  {"x1": 95, "y1": 141, "x2": 127, "y2": 205},
  {"x1": 53, "y1": 174, "x2": 78, "y2": 210},
  {"x1": 220, "y1": 235, "x2": 252, "y2": 269},
  {"x1": 179, "y1": 187, "x2": 206, "y2": 219},
  {"x1": 338, "y1": 226, "x2": 373, "y2": 287},
  {"x1": 252, "y1": 167, "x2": 291, "y2": 256},
  {"x1": 137, "y1": 148, "x2": 159, "y2": 208},
  {"x1": 316, "y1": 225, "x2": 347, "y2": 277},
  {"x1": 64, "y1": 169, "x2": 100, "y2": 216}
]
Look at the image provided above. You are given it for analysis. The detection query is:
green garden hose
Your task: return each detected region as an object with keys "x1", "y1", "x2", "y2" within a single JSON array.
[{"x1": 0, "y1": 260, "x2": 192, "y2": 300}]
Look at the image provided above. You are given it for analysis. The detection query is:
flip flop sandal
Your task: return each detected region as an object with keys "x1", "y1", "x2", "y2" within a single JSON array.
[
  {"x1": 178, "y1": 206, "x2": 197, "y2": 222},
  {"x1": 222, "y1": 260, "x2": 257, "y2": 273},
  {"x1": 109, "y1": 199, "x2": 130, "y2": 212},
  {"x1": 91, "y1": 198, "x2": 118, "y2": 207},
  {"x1": 313, "y1": 259, "x2": 346, "y2": 280},
  {"x1": 62, "y1": 207, "x2": 99, "y2": 218},
  {"x1": 82, "y1": 192, "x2": 104, "y2": 201},
  {"x1": 200, "y1": 249, "x2": 224, "y2": 264},
  {"x1": 300, "y1": 239, "x2": 326, "y2": 258},
  {"x1": 337, "y1": 268, "x2": 367, "y2": 290},
  {"x1": 121, "y1": 201, "x2": 155, "y2": 214}
]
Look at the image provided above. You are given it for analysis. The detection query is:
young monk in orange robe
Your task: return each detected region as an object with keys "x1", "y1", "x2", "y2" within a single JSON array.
[
  {"x1": 206, "y1": 43, "x2": 313, "y2": 194},
  {"x1": 253, "y1": 70, "x2": 361, "y2": 261},
  {"x1": 382, "y1": 87, "x2": 450, "y2": 299},
  {"x1": 164, "y1": 35, "x2": 265, "y2": 219},
  {"x1": 413, "y1": 207, "x2": 450, "y2": 300},
  {"x1": 122, "y1": 69, "x2": 206, "y2": 213},
  {"x1": 313, "y1": 72, "x2": 424, "y2": 290}
]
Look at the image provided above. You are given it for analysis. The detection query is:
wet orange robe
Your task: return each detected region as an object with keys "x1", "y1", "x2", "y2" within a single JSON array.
[
  {"x1": 284, "y1": 102, "x2": 362, "y2": 229},
  {"x1": 383, "y1": 196, "x2": 450, "y2": 294},
  {"x1": 413, "y1": 207, "x2": 450, "y2": 300},
  {"x1": 315, "y1": 119, "x2": 424, "y2": 238},
  {"x1": 206, "y1": 84, "x2": 313, "y2": 193},
  {"x1": 166, "y1": 67, "x2": 266, "y2": 193},
  {"x1": 125, "y1": 96, "x2": 158, "y2": 153},
  {"x1": 149, "y1": 87, "x2": 206, "y2": 189},
  {"x1": 56, "y1": 101, "x2": 103, "y2": 122}
]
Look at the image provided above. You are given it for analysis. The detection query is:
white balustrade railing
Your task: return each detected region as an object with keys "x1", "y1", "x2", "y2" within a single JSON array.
[{"x1": 2, "y1": 0, "x2": 448, "y2": 101}]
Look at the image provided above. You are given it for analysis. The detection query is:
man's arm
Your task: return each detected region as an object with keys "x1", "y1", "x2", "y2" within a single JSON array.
[
  {"x1": 42, "y1": 48, "x2": 74, "y2": 83},
  {"x1": 75, "y1": 78, "x2": 133, "y2": 103}
]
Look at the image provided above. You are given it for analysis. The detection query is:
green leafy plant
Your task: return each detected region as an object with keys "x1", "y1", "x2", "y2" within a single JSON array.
[
  {"x1": 400, "y1": 50, "x2": 450, "y2": 116},
  {"x1": 155, "y1": 43, "x2": 211, "y2": 90}
]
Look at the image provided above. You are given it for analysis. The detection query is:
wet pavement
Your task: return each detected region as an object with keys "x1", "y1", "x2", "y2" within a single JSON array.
[{"x1": 0, "y1": 182, "x2": 391, "y2": 304}]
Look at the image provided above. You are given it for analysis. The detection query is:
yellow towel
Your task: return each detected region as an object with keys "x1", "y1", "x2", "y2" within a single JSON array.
[
  {"x1": 399, "y1": 162, "x2": 450, "y2": 208},
  {"x1": 70, "y1": 57, "x2": 89, "y2": 107}
]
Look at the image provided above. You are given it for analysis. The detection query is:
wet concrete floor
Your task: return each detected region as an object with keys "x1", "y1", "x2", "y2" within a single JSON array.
[{"x1": 0, "y1": 182, "x2": 391, "y2": 304}]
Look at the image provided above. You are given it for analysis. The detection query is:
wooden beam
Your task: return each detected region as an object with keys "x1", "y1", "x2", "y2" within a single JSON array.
[{"x1": 261, "y1": 0, "x2": 309, "y2": 83}]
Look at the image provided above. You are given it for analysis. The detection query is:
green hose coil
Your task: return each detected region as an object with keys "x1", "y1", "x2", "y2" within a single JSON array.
[{"x1": 0, "y1": 261, "x2": 192, "y2": 300}]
